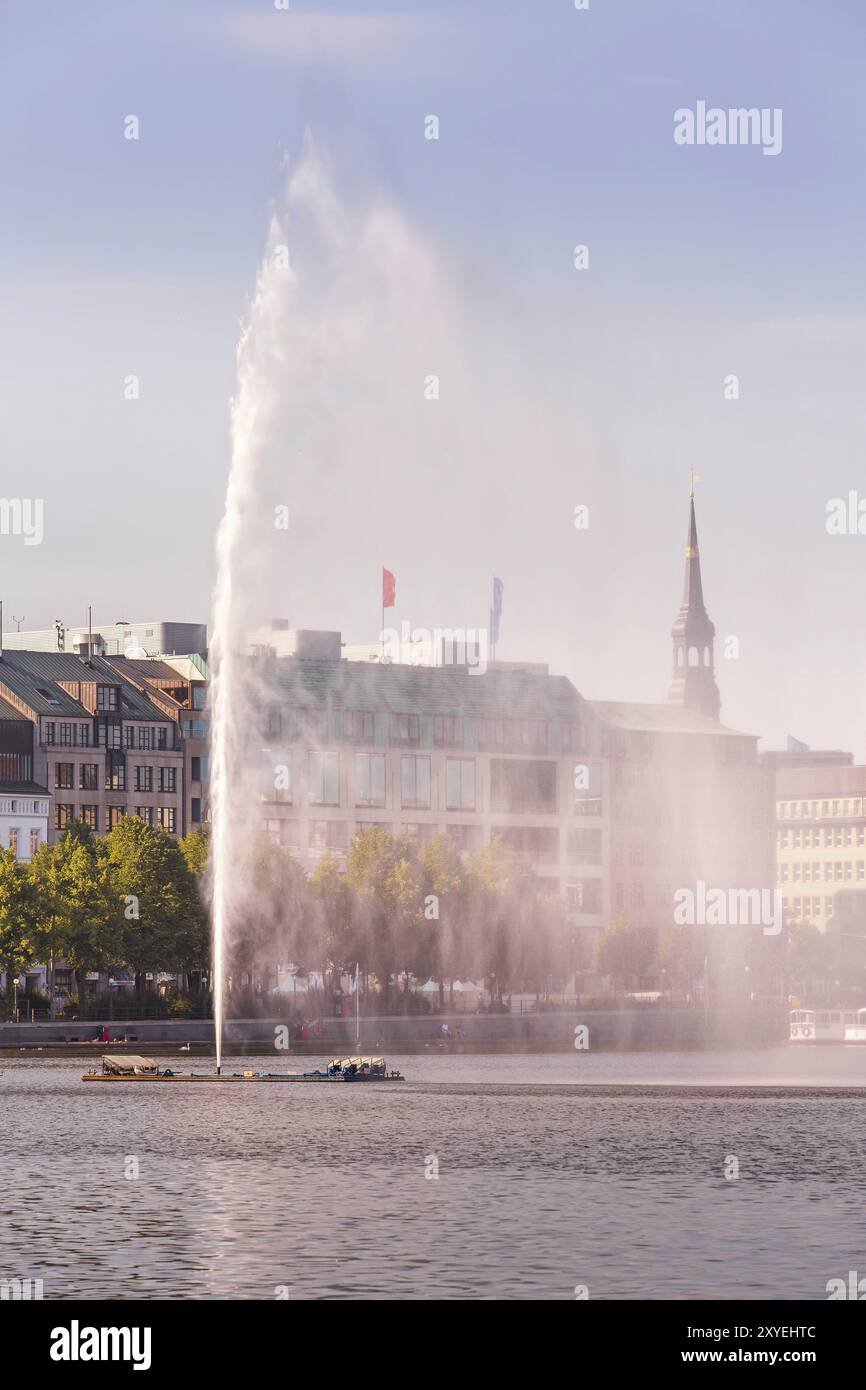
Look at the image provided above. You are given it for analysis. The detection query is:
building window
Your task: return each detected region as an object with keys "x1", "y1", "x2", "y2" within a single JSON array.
[
  {"x1": 401, "y1": 755, "x2": 431, "y2": 809},
  {"x1": 54, "y1": 763, "x2": 75, "y2": 790},
  {"x1": 265, "y1": 707, "x2": 282, "y2": 739},
  {"x1": 138, "y1": 727, "x2": 156, "y2": 750},
  {"x1": 29, "y1": 828, "x2": 41, "y2": 858},
  {"x1": 261, "y1": 756, "x2": 291, "y2": 804},
  {"x1": 433, "y1": 716, "x2": 464, "y2": 748},
  {"x1": 135, "y1": 766, "x2": 153, "y2": 792},
  {"x1": 560, "y1": 723, "x2": 587, "y2": 754},
  {"x1": 446, "y1": 824, "x2": 480, "y2": 852},
  {"x1": 191, "y1": 798, "x2": 201, "y2": 824},
  {"x1": 79, "y1": 764, "x2": 99, "y2": 791},
  {"x1": 309, "y1": 821, "x2": 349, "y2": 853},
  {"x1": 159, "y1": 767, "x2": 176, "y2": 794},
  {"x1": 79, "y1": 723, "x2": 90, "y2": 747},
  {"x1": 490, "y1": 759, "x2": 557, "y2": 815},
  {"x1": 97, "y1": 686, "x2": 119, "y2": 711},
  {"x1": 157, "y1": 807, "x2": 176, "y2": 833},
  {"x1": 59, "y1": 722, "x2": 73, "y2": 746},
  {"x1": 136, "y1": 806, "x2": 154, "y2": 825},
  {"x1": 157, "y1": 726, "x2": 168, "y2": 750},
  {"x1": 446, "y1": 758, "x2": 475, "y2": 811},
  {"x1": 403, "y1": 823, "x2": 438, "y2": 846},
  {"x1": 45, "y1": 722, "x2": 56, "y2": 745},
  {"x1": 569, "y1": 879, "x2": 602, "y2": 914},
  {"x1": 105, "y1": 765, "x2": 126, "y2": 792},
  {"x1": 124, "y1": 726, "x2": 135, "y2": 748},
  {"x1": 98, "y1": 721, "x2": 121, "y2": 749},
  {"x1": 8, "y1": 828, "x2": 19, "y2": 858},
  {"x1": 81, "y1": 806, "x2": 98, "y2": 830},
  {"x1": 481, "y1": 719, "x2": 547, "y2": 752},
  {"x1": 107, "y1": 806, "x2": 126, "y2": 830},
  {"x1": 498, "y1": 825, "x2": 559, "y2": 863},
  {"x1": 55, "y1": 805, "x2": 74, "y2": 831},
  {"x1": 309, "y1": 751, "x2": 339, "y2": 806},
  {"x1": 343, "y1": 710, "x2": 375, "y2": 743},
  {"x1": 355, "y1": 753, "x2": 385, "y2": 808},
  {"x1": 264, "y1": 818, "x2": 282, "y2": 845},
  {"x1": 566, "y1": 827, "x2": 602, "y2": 865},
  {"x1": 390, "y1": 713, "x2": 420, "y2": 745}
]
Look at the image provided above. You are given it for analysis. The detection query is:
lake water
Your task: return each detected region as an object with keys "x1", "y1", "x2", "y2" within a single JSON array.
[{"x1": 3, "y1": 1048, "x2": 865, "y2": 1300}]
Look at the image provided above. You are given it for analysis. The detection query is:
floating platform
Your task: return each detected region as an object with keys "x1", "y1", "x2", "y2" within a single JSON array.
[{"x1": 82, "y1": 1054, "x2": 405, "y2": 1084}]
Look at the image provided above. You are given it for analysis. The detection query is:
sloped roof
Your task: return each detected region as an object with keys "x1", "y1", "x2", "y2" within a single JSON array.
[
  {"x1": 262, "y1": 657, "x2": 590, "y2": 721},
  {"x1": 0, "y1": 693, "x2": 29, "y2": 721},
  {"x1": 590, "y1": 700, "x2": 755, "y2": 739},
  {"x1": 0, "y1": 652, "x2": 170, "y2": 722}
]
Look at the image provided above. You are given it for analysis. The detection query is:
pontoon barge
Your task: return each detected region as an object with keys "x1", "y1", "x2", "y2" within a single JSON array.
[{"x1": 83, "y1": 1054, "x2": 405, "y2": 1082}]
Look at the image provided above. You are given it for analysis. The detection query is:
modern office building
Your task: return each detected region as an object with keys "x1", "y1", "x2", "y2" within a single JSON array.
[
  {"x1": 255, "y1": 630, "x2": 607, "y2": 937},
  {"x1": 773, "y1": 762, "x2": 866, "y2": 930},
  {"x1": 1, "y1": 619, "x2": 206, "y2": 659}
]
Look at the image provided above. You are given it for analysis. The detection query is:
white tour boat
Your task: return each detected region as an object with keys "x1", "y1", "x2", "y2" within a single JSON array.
[{"x1": 789, "y1": 1008, "x2": 866, "y2": 1043}]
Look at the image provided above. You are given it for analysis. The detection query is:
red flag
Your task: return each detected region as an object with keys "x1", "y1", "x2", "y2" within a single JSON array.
[{"x1": 382, "y1": 567, "x2": 396, "y2": 608}]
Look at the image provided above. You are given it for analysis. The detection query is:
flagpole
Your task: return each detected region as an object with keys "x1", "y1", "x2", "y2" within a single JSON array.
[{"x1": 355, "y1": 963, "x2": 360, "y2": 1046}]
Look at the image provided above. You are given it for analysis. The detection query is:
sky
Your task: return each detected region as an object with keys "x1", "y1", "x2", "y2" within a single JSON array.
[{"x1": 3, "y1": 0, "x2": 866, "y2": 753}]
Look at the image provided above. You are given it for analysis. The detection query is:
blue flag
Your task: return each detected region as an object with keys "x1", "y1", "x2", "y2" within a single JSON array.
[
  {"x1": 786, "y1": 734, "x2": 809, "y2": 753},
  {"x1": 491, "y1": 577, "x2": 504, "y2": 644}
]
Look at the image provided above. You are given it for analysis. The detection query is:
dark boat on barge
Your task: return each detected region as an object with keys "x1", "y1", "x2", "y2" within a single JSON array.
[{"x1": 82, "y1": 1054, "x2": 405, "y2": 1083}]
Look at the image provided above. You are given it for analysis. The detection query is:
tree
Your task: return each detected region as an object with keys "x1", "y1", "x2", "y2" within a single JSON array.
[
  {"x1": 420, "y1": 833, "x2": 466, "y2": 1007},
  {"x1": 0, "y1": 850, "x2": 38, "y2": 1014},
  {"x1": 232, "y1": 835, "x2": 308, "y2": 993},
  {"x1": 660, "y1": 922, "x2": 706, "y2": 1000},
  {"x1": 29, "y1": 828, "x2": 123, "y2": 1003},
  {"x1": 308, "y1": 852, "x2": 354, "y2": 988},
  {"x1": 345, "y1": 828, "x2": 422, "y2": 1008},
  {"x1": 180, "y1": 826, "x2": 210, "y2": 881},
  {"x1": 595, "y1": 917, "x2": 659, "y2": 996},
  {"x1": 107, "y1": 817, "x2": 207, "y2": 992}
]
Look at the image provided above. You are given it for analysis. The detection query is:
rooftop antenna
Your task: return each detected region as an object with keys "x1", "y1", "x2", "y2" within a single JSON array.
[
  {"x1": 12, "y1": 615, "x2": 23, "y2": 632},
  {"x1": 87, "y1": 605, "x2": 93, "y2": 665},
  {"x1": 54, "y1": 619, "x2": 65, "y2": 651}
]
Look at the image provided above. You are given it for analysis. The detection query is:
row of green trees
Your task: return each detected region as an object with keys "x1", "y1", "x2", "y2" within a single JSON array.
[
  {"x1": 0, "y1": 819, "x2": 208, "y2": 1002},
  {"x1": 0, "y1": 821, "x2": 573, "y2": 1013},
  {"x1": 5, "y1": 816, "x2": 854, "y2": 1014},
  {"x1": 231, "y1": 827, "x2": 571, "y2": 1009}
]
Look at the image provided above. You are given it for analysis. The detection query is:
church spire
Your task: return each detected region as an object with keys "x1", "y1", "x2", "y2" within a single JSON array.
[{"x1": 667, "y1": 480, "x2": 720, "y2": 721}]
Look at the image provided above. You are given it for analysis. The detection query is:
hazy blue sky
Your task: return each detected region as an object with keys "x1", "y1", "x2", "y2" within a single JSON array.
[{"x1": 3, "y1": 1, "x2": 866, "y2": 752}]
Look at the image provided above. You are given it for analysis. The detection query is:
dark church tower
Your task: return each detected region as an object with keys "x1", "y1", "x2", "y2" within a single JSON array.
[{"x1": 667, "y1": 489, "x2": 721, "y2": 721}]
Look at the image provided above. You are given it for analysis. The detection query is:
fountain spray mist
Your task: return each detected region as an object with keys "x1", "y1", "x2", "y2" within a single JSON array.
[
  {"x1": 207, "y1": 135, "x2": 526, "y2": 1064},
  {"x1": 209, "y1": 193, "x2": 298, "y2": 1073}
]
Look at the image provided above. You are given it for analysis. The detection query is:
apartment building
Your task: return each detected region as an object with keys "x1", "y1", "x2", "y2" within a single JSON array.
[
  {"x1": 103, "y1": 653, "x2": 209, "y2": 835},
  {"x1": 0, "y1": 697, "x2": 50, "y2": 860},
  {"x1": 0, "y1": 651, "x2": 184, "y2": 840}
]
